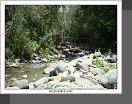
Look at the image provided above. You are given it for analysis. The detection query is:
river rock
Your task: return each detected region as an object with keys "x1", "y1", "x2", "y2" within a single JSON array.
[
  {"x1": 5, "y1": 60, "x2": 11, "y2": 68},
  {"x1": 31, "y1": 60, "x2": 41, "y2": 63},
  {"x1": 76, "y1": 58, "x2": 92, "y2": 71},
  {"x1": 75, "y1": 77, "x2": 95, "y2": 88},
  {"x1": 94, "y1": 51, "x2": 102, "y2": 57},
  {"x1": 60, "y1": 54, "x2": 66, "y2": 58},
  {"x1": 81, "y1": 72, "x2": 95, "y2": 79},
  {"x1": 41, "y1": 58, "x2": 48, "y2": 62},
  {"x1": 104, "y1": 55, "x2": 113, "y2": 63},
  {"x1": 52, "y1": 81, "x2": 79, "y2": 89},
  {"x1": 10, "y1": 63, "x2": 20, "y2": 68},
  {"x1": 66, "y1": 66, "x2": 76, "y2": 74},
  {"x1": 35, "y1": 85, "x2": 45, "y2": 90},
  {"x1": 47, "y1": 81, "x2": 59, "y2": 85},
  {"x1": 75, "y1": 52, "x2": 85, "y2": 58},
  {"x1": 93, "y1": 75, "x2": 101, "y2": 82},
  {"x1": 19, "y1": 79, "x2": 29, "y2": 89},
  {"x1": 15, "y1": 59, "x2": 21, "y2": 63},
  {"x1": 49, "y1": 71, "x2": 68, "y2": 81},
  {"x1": 89, "y1": 68, "x2": 106, "y2": 76},
  {"x1": 69, "y1": 56, "x2": 91, "y2": 67},
  {"x1": 49, "y1": 70, "x2": 57, "y2": 77},
  {"x1": 69, "y1": 58, "x2": 80, "y2": 66},
  {"x1": 55, "y1": 61, "x2": 68, "y2": 72},
  {"x1": 81, "y1": 73, "x2": 99, "y2": 83},
  {"x1": 112, "y1": 54, "x2": 117, "y2": 62},
  {"x1": 69, "y1": 47, "x2": 81, "y2": 53},
  {"x1": 10, "y1": 78, "x2": 29, "y2": 89},
  {"x1": 104, "y1": 54, "x2": 117, "y2": 63},
  {"x1": 73, "y1": 71, "x2": 83, "y2": 78},
  {"x1": 76, "y1": 61, "x2": 89, "y2": 71},
  {"x1": 34, "y1": 77, "x2": 49, "y2": 87},
  {"x1": 43, "y1": 65, "x2": 56, "y2": 74},
  {"x1": 6, "y1": 87, "x2": 20, "y2": 90},
  {"x1": 88, "y1": 53, "x2": 95, "y2": 60},
  {"x1": 52, "y1": 74, "x2": 62, "y2": 82},
  {"x1": 22, "y1": 75, "x2": 27, "y2": 79},
  {"x1": 49, "y1": 61, "x2": 68, "y2": 76},
  {"x1": 61, "y1": 75, "x2": 75, "y2": 82},
  {"x1": 29, "y1": 82, "x2": 35, "y2": 89},
  {"x1": 89, "y1": 84, "x2": 106, "y2": 90},
  {"x1": 100, "y1": 69, "x2": 117, "y2": 88}
]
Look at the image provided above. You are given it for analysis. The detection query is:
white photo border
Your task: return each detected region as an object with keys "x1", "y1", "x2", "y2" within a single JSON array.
[{"x1": 0, "y1": 0, "x2": 122, "y2": 94}]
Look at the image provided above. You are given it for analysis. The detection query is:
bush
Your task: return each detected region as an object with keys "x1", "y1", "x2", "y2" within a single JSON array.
[
  {"x1": 5, "y1": 48, "x2": 14, "y2": 59},
  {"x1": 92, "y1": 57, "x2": 105, "y2": 68}
]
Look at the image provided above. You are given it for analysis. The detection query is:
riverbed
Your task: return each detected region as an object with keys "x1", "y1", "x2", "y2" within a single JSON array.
[{"x1": 5, "y1": 59, "x2": 71, "y2": 87}]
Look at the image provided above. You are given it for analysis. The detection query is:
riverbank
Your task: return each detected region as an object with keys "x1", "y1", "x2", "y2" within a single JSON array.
[{"x1": 5, "y1": 50, "x2": 117, "y2": 90}]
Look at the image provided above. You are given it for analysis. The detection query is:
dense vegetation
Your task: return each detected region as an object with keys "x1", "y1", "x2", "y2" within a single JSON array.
[{"x1": 5, "y1": 5, "x2": 117, "y2": 60}]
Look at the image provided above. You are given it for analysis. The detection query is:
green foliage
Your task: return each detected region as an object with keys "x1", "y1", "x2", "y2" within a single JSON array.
[
  {"x1": 5, "y1": 48, "x2": 14, "y2": 59},
  {"x1": 92, "y1": 57, "x2": 117, "y2": 72},
  {"x1": 5, "y1": 5, "x2": 117, "y2": 60},
  {"x1": 71, "y1": 5, "x2": 117, "y2": 51},
  {"x1": 103, "y1": 66, "x2": 111, "y2": 72},
  {"x1": 5, "y1": 5, "x2": 59, "y2": 59},
  {"x1": 92, "y1": 57, "x2": 110, "y2": 72},
  {"x1": 44, "y1": 83, "x2": 54, "y2": 89},
  {"x1": 92, "y1": 57, "x2": 105, "y2": 68}
]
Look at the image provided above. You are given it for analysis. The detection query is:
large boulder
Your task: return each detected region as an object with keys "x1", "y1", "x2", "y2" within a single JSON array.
[
  {"x1": 94, "y1": 51, "x2": 102, "y2": 57},
  {"x1": 52, "y1": 81, "x2": 79, "y2": 89},
  {"x1": 73, "y1": 71, "x2": 83, "y2": 78},
  {"x1": 75, "y1": 77, "x2": 95, "y2": 88},
  {"x1": 76, "y1": 57, "x2": 92, "y2": 71},
  {"x1": 89, "y1": 68, "x2": 106, "y2": 76},
  {"x1": 88, "y1": 84, "x2": 106, "y2": 90},
  {"x1": 100, "y1": 69, "x2": 117, "y2": 88},
  {"x1": 29, "y1": 82, "x2": 35, "y2": 89},
  {"x1": 88, "y1": 53, "x2": 95, "y2": 60},
  {"x1": 81, "y1": 72, "x2": 95, "y2": 80},
  {"x1": 34, "y1": 77, "x2": 49, "y2": 87},
  {"x1": 10, "y1": 78, "x2": 29, "y2": 89},
  {"x1": 61, "y1": 75, "x2": 75, "y2": 82},
  {"x1": 66, "y1": 66, "x2": 76, "y2": 74},
  {"x1": 19, "y1": 79, "x2": 29, "y2": 89},
  {"x1": 50, "y1": 61, "x2": 68, "y2": 77},
  {"x1": 104, "y1": 54, "x2": 117, "y2": 63},
  {"x1": 49, "y1": 69, "x2": 58, "y2": 77},
  {"x1": 69, "y1": 58, "x2": 81, "y2": 67},
  {"x1": 51, "y1": 74, "x2": 63, "y2": 82},
  {"x1": 43, "y1": 65, "x2": 56, "y2": 74}
]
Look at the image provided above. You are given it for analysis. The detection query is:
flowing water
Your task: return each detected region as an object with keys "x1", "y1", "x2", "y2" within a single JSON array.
[
  {"x1": 5, "y1": 59, "x2": 71, "y2": 87},
  {"x1": 5, "y1": 62, "x2": 53, "y2": 87}
]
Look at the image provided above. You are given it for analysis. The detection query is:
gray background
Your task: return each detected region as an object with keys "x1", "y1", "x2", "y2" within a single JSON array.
[{"x1": 0, "y1": 0, "x2": 132, "y2": 104}]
